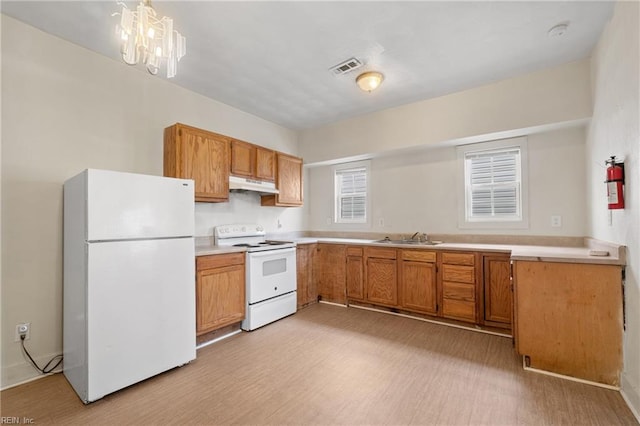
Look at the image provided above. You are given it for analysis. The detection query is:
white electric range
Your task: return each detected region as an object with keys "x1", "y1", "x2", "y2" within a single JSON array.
[{"x1": 214, "y1": 224, "x2": 297, "y2": 331}]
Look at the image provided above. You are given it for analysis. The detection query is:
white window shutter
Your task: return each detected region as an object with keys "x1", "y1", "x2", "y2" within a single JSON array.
[
  {"x1": 336, "y1": 167, "x2": 367, "y2": 223},
  {"x1": 466, "y1": 148, "x2": 521, "y2": 220}
]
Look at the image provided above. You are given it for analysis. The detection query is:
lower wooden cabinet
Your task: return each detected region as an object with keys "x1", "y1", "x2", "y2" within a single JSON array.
[
  {"x1": 483, "y1": 254, "x2": 512, "y2": 328},
  {"x1": 365, "y1": 248, "x2": 398, "y2": 307},
  {"x1": 513, "y1": 261, "x2": 623, "y2": 385},
  {"x1": 196, "y1": 253, "x2": 245, "y2": 335},
  {"x1": 296, "y1": 243, "x2": 317, "y2": 308},
  {"x1": 315, "y1": 244, "x2": 347, "y2": 304},
  {"x1": 440, "y1": 252, "x2": 477, "y2": 323},
  {"x1": 399, "y1": 250, "x2": 437, "y2": 315},
  {"x1": 346, "y1": 247, "x2": 364, "y2": 301}
]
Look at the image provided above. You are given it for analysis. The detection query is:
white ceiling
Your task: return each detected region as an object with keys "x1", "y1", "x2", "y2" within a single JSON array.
[{"x1": 1, "y1": 1, "x2": 614, "y2": 130}]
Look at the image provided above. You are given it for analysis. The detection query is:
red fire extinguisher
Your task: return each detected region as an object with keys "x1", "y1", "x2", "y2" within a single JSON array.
[{"x1": 605, "y1": 156, "x2": 625, "y2": 209}]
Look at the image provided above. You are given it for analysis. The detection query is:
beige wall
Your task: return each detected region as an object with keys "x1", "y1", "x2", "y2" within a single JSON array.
[
  {"x1": 3, "y1": 5, "x2": 638, "y2": 419},
  {"x1": 0, "y1": 15, "x2": 303, "y2": 388},
  {"x1": 587, "y1": 1, "x2": 640, "y2": 417},
  {"x1": 308, "y1": 127, "x2": 586, "y2": 236},
  {"x1": 299, "y1": 59, "x2": 592, "y2": 165}
]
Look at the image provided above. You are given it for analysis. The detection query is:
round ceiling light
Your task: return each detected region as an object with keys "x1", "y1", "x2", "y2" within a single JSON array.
[{"x1": 356, "y1": 71, "x2": 384, "y2": 92}]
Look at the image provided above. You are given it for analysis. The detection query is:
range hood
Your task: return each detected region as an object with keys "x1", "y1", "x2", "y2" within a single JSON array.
[{"x1": 229, "y1": 175, "x2": 279, "y2": 195}]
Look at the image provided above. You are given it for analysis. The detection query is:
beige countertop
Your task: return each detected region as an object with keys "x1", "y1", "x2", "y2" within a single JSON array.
[
  {"x1": 195, "y1": 237, "x2": 625, "y2": 266},
  {"x1": 291, "y1": 238, "x2": 625, "y2": 266},
  {"x1": 195, "y1": 244, "x2": 247, "y2": 256}
]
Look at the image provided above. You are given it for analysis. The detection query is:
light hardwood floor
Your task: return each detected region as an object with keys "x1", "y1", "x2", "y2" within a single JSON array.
[{"x1": 1, "y1": 303, "x2": 637, "y2": 425}]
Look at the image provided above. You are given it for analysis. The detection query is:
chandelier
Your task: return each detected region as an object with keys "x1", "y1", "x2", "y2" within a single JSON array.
[{"x1": 116, "y1": 0, "x2": 186, "y2": 78}]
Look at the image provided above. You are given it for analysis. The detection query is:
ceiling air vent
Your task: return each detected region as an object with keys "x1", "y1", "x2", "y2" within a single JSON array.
[{"x1": 329, "y1": 58, "x2": 363, "y2": 75}]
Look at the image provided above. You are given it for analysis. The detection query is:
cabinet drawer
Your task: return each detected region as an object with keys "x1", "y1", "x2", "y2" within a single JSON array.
[
  {"x1": 347, "y1": 246, "x2": 364, "y2": 256},
  {"x1": 442, "y1": 299, "x2": 476, "y2": 322},
  {"x1": 443, "y1": 282, "x2": 475, "y2": 301},
  {"x1": 401, "y1": 250, "x2": 436, "y2": 263},
  {"x1": 365, "y1": 247, "x2": 397, "y2": 260},
  {"x1": 197, "y1": 253, "x2": 245, "y2": 270},
  {"x1": 442, "y1": 264, "x2": 475, "y2": 284},
  {"x1": 442, "y1": 252, "x2": 475, "y2": 266}
]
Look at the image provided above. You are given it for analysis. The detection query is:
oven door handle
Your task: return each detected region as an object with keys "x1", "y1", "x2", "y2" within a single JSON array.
[{"x1": 248, "y1": 247, "x2": 297, "y2": 258}]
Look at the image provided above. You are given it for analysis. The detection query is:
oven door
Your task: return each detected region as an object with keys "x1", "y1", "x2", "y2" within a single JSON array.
[{"x1": 246, "y1": 247, "x2": 297, "y2": 304}]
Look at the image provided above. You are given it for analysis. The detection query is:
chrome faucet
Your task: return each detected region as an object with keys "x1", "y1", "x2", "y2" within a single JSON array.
[{"x1": 410, "y1": 232, "x2": 428, "y2": 242}]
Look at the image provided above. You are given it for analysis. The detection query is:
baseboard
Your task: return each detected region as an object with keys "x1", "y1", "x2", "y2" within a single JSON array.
[
  {"x1": 318, "y1": 300, "x2": 348, "y2": 308},
  {"x1": 196, "y1": 329, "x2": 242, "y2": 350},
  {"x1": 621, "y1": 374, "x2": 640, "y2": 423},
  {"x1": 348, "y1": 304, "x2": 512, "y2": 338},
  {"x1": 1, "y1": 361, "x2": 62, "y2": 391},
  {"x1": 521, "y1": 357, "x2": 619, "y2": 390}
]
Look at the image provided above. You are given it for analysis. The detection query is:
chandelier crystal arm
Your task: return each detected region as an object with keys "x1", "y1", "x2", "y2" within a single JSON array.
[{"x1": 115, "y1": 0, "x2": 186, "y2": 78}]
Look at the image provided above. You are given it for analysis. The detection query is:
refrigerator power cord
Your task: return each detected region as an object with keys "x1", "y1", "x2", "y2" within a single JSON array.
[{"x1": 20, "y1": 334, "x2": 63, "y2": 374}]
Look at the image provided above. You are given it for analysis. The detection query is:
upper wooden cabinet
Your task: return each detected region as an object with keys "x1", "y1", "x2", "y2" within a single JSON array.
[
  {"x1": 230, "y1": 139, "x2": 276, "y2": 182},
  {"x1": 255, "y1": 146, "x2": 276, "y2": 181},
  {"x1": 262, "y1": 153, "x2": 303, "y2": 207},
  {"x1": 164, "y1": 123, "x2": 230, "y2": 202},
  {"x1": 230, "y1": 139, "x2": 255, "y2": 178}
]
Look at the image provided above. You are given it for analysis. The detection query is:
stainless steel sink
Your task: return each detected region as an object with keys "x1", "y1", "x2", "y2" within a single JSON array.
[{"x1": 374, "y1": 239, "x2": 441, "y2": 246}]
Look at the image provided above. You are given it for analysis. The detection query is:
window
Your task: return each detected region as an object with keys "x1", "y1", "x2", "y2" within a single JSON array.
[
  {"x1": 457, "y1": 138, "x2": 528, "y2": 229},
  {"x1": 334, "y1": 161, "x2": 369, "y2": 224}
]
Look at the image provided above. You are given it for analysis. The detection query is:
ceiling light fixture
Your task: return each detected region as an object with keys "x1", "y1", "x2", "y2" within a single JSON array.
[
  {"x1": 356, "y1": 71, "x2": 384, "y2": 92},
  {"x1": 115, "y1": 0, "x2": 186, "y2": 78}
]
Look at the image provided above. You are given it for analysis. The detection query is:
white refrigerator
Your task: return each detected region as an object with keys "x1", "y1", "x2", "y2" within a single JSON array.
[{"x1": 63, "y1": 169, "x2": 196, "y2": 403}]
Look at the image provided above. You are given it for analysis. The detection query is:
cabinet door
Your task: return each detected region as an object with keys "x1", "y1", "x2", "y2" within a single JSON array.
[
  {"x1": 230, "y1": 139, "x2": 255, "y2": 177},
  {"x1": 196, "y1": 263, "x2": 245, "y2": 335},
  {"x1": 296, "y1": 244, "x2": 316, "y2": 308},
  {"x1": 346, "y1": 255, "x2": 364, "y2": 301},
  {"x1": 164, "y1": 124, "x2": 230, "y2": 202},
  {"x1": 255, "y1": 147, "x2": 276, "y2": 181},
  {"x1": 400, "y1": 260, "x2": 437, "y2": 315},
  {"x1": 513, "y1": 261, "x2": 622, "y2": 386},
  {"x1": 366, "y1": 258, "x2": 397, "y2": 306},
  {"x1": 314, "y1": 244, "x2": 346, "y2": 304},
  {"x1": 483, "y1": 255, "x2": 512, "y2": 327},
  {"x1": 261, "y1": 153, "x2": 303, "y2": 207}
]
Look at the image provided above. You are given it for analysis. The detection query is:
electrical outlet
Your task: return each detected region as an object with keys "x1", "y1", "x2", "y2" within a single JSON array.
[
  {"x1": 15, "y1": 322, "x2": 30, "y2": 342},
  {"x1": 551, "y1": 215, "x2": 562, "y2": 227}
]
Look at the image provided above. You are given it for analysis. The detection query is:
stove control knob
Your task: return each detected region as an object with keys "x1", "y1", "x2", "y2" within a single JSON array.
[
  {"x1": 257, "y1": 225, "x2": 264, "y2": 232},
  {"x1": 241, "y1": 226, "x2": 246, "y2": 232}
]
